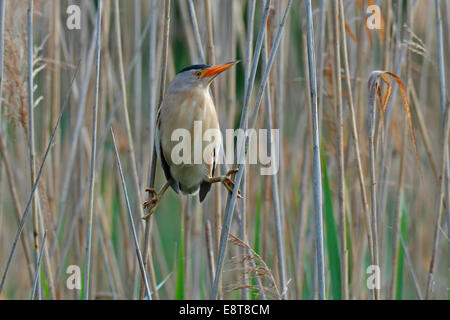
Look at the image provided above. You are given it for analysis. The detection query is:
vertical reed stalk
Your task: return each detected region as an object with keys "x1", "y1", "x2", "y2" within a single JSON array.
[
  {"x1": 262, "y1": 27, "x2": 288, "y2": 299},
  {"x1": 368, "y1": 73, "x2": 381, "y2": 300},
  {"x1": 202, "y1": 3, "x2": 223, "y2": 298},
  {"x1": 27, "y1": 0, "x2": 41, "y2": 299},
  {"x1": 305, "y1": 0, "x2": 326, "y2": 300},
  {"x1": 0, "y1": 0, "x2": 4, "y2": 130},
  {"x1": 316, "y1": 0, "x2": 326, "y2": 133},
  {"x1": 203, "y1": 0, "x2": 222, "y2": 299},
  {"x1": 83, "y1": 0, "x2": 102, "y2": 299},
  {"x1": 239, "y1": 0, "x2": 255, "y2": 301},
  {"x1": 187, "y1": 0, "x2": 205, "y2": 62},
  {"x1": 426, "y1": 0, "x2": 448, "y2": 299},
  {"x1": 133, "y1": 0, "x2": 143, "y2": 170},
  {"x1": 204, "y1": 0, "x2": 215, "y2": 67},
  {"x1": 332, "y1": 0, "x2": 348, "y2": 300},
  {"x1": 141, "y1": 0, "x2": 171, "y2": 300},
  {"x1": 50, "y1": 0, "x2": 61, "y2": 209}
]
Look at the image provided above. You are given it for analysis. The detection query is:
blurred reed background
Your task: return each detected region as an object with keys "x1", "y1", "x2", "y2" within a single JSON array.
[{"x1": 0, "y1": 0, "x2": 448, "y2": 300}]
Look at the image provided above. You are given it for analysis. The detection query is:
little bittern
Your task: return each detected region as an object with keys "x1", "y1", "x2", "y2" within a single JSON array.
[{"x1": 143, "y1": 61, "x2": 240, "y2": 218}]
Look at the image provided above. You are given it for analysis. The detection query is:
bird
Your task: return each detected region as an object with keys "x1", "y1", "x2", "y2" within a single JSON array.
[{"x1": 143, "y1": 61, "x2": 241, "y2": 218}]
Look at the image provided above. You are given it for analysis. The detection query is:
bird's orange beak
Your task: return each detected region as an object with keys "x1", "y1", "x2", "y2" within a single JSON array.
[{"x1": 201, "y1": 60, "x2": 239, "y2": 78}]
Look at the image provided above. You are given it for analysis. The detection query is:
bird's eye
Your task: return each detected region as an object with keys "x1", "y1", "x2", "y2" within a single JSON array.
[{"x1": 195, "y1": 71, "x2": 202, "y2": 78}]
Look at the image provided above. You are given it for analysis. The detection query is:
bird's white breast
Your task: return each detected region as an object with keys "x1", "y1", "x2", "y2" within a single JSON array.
[{"x1": 157, "y1": 87, "x2": 220, "y2": 193}]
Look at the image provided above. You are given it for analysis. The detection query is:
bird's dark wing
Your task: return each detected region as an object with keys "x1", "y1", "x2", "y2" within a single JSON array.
[
  {"x1": 156, "y1": 113, "x2": 179, "y2": 194},
  {"x1": 199, "y1": 147, "x2": 216, "y2": 202},
  {"x1": 159, "y1": 143, "x2": 179, "y2": 194},
  {"x1": 212, "y1": 146, "x2": 216, "y2": 178},
  {"x1": 199, "y1": 181, "x2": 211, "y2": 202}
]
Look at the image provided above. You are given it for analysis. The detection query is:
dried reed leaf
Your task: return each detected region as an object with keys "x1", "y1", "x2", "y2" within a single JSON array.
[{"x1": 368, "y1": 71, "x2": 424, "y2": 189}]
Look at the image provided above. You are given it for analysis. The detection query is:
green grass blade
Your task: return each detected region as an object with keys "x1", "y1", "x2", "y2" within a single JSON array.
[
  {"x1": 321, "y1": 151, "x2": 342, "y2": 299},
  {"x1": 175, "y1": 219, "x2": 184, "y2": 300},
  {"x1": 302, "y1": 256, "x2": 312, "y2": 299},
  {"x1": 80, "y1": 262, "x2": 85, "y2": 300},
  {"x1": 345, "y1": 208, "x2": 352, "y2": 285},
  {"x1": 40, "y1": 265, "x2": 49, "y2": 299}
]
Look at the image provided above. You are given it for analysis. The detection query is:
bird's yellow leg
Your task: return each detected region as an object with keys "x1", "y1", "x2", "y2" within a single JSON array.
[
  {"x1": 142, "y1": 179, "x2": 172, "y2": 220},
  {"x1": 207, "y1": 168, "x2": 243, "y2": 199}
]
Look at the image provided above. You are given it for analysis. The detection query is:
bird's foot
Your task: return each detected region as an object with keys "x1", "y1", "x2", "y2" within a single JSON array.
[
  {"x1": 221, "y1": 168, "x2": 243, "y2": 199},
  {"x1": 226, "y1": 168, "x2": 239, "y2": 176},
  {"x1": 142, "y1": 188, "x2": 161, "y2": 220}
]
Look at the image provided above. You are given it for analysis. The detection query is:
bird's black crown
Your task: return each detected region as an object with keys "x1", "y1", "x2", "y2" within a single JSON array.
[{"x1": 177, "y1": 64, "x2": 210, "y2": 74}]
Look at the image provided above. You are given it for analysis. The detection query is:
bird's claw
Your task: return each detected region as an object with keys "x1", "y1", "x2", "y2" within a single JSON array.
[
  {"x1": 222, "y1": 174, "x2": 243, "y2": 199},
  {"x1": 145, "y1": 188, "x2": 158, "y2": 198},
  {"x1": 143, "y1": 188, "x2": 160, "y2": 220},
  {"x1": 226, "y1": 168, "x2": 239, "y2": 177}
]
